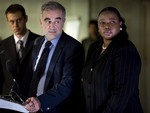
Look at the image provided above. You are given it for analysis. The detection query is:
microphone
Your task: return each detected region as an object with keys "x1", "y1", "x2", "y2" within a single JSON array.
[
  {"x1": 0, "y1": 50, "x2": 5, "y2": 55},
  {"x1": 6, "y1": 59, "x2": 18, "y2": 83},
  {"x1": 0, "y1": 43, "x2": 5, "y2": 55},
  {"x1": 6, "y1": 59, "x2": 25, "y2": 103}
]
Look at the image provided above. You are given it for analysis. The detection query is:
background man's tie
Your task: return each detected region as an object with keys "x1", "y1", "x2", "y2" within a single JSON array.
[{"x1": 17, "y1": 40, "x2": 24, "y2": 59}]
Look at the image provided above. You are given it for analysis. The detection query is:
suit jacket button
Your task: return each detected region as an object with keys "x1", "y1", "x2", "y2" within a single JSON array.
[{"x1": 90, "y1": 68, "x2": 93, "y2": 71}]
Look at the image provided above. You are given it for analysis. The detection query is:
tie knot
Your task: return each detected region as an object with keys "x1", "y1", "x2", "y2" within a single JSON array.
[
  {"x1": 17, "y1": 40, "x2": 24, "y2": 50},
  {"x1": 17, "y1": 40, "x2": 24, "y2": 46},
  {"x1": 45, "y1": 41, "x2": 51, "y2": 48}
]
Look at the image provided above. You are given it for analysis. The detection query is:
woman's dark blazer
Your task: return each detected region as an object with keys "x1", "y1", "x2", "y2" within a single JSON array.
[{"x1": 82, "y1": 37, "x2": 143, "y2": 113}]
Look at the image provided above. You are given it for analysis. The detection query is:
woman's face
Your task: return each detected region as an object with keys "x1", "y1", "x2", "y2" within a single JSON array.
[{"x1": 98, "y1": 11, "x2": 122, "y2": 40}]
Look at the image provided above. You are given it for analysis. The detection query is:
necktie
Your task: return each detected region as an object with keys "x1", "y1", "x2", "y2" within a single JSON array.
[
  {"x1": 28, "y1": 41, "x2": 52, "y2": 96},
  {"x1": 34, "y1": 41, "x2": 51, "y2": 77},
  {"x1": 17, "y1": 40, "x2": 24, "y2": 59}
]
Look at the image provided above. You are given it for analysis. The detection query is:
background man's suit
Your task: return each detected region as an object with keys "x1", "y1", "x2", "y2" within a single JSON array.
[{"x1": 0, "y1": 31, "x2": 40, "y2": 99}]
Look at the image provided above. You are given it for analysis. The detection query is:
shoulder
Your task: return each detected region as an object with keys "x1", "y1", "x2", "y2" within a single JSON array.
[
  {"x1": 86, "y1": 39, "x2": 102, "y2": 59},
  {"x1": 0, "y1": 35, "x2": 14, "y2": 45},
  {"x1": 58, "y1": 32, "x2": 84, "y2": 57},
  {"x1": 33, "y1": 36, "x2": 44, "y2": 46},
  {"x1": 88, "y1": 39, "x2": 102, "y2": 51},
  {"x1": 113, "y1": 39, "x2": 137, "y2": 51},
  {"x1": 61, "y1": 32, "x2": 82, "y2": 47},
  {"x1": 28, "y1": 31, "x2": 41, "y2": 39},
  {"x1": 110, "y1": 39, "x2": 141, "y2": 59}
]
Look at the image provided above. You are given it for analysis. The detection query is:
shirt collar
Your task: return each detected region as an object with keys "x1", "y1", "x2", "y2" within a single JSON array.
[
  {"x1": 44, "y1": 32, "x2": 62, "y2": 47},
  {"x1": 14, "y1": 30, "x2": 29, "y2": 46}
]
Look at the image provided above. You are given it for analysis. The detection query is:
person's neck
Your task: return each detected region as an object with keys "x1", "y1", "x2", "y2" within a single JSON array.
[
  {"x1": 15, "y1": 29, "x2": 27, "y2": 39},
  {"x1": 103, "y1": 39, "x2": 112, "y2": 49}
]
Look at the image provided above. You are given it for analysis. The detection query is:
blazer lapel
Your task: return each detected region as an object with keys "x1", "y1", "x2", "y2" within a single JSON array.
[
  {"x1": 32, "y1": 37, "x2": 44, "y2": 68},
  {"x1": 19, "y1": 32, "x2": 36, "y2": 63},
  {"x1": 96, "y1": 48, "x2": 108, "y2": 61},
  {"x1": 6, "y1": 36, "x2": 18, "y2": 62},
  {"x1": 88, "y1": 41, "x2": 108, "y2": 65},
  {"x1": 95, "y1": 40, "x2": 115, "y2": 62}
]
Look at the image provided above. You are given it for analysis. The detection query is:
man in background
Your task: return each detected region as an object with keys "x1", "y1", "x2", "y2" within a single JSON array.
[
  {"x1": 82, "y1": 20, "x2": 100, "y2": 59},
  {"x1": 0, "y1": 4, "x2": 40, "y2": 109}
]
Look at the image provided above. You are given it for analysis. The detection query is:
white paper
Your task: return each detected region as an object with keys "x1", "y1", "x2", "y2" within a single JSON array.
[{"x1": 0, "y1": 98, "x2": 29, "y2": 112}]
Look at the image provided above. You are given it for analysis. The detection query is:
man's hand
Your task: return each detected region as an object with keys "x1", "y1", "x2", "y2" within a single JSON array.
[{"x1": 23, "y1": 97, "x2": 41, "y2": 112}]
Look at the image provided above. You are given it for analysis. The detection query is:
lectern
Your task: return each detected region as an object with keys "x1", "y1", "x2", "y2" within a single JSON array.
[{"x1": 0, "y1": 95, "x2": 29, "y2": 112}]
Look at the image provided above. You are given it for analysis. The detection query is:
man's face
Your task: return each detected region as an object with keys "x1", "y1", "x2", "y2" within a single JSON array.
[
  {"x1": 40, "y1": 9, "x2": 65, "y2": 40},
  {"x1": 6, "y1": 11, "x2": 27, "y2": 37}
]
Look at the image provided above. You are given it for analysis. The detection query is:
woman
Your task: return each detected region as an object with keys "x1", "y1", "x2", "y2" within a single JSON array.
[{"x1": 82, "y1": 7, "x2": 143, "y2": 113}]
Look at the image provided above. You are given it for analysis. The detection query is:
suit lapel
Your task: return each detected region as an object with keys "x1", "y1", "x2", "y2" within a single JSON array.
[
  {"x1": 19, "y1": 32, "x2": 35, "y2": 63},
  {"x1": 95, "y1": 40, "x2": 116, "y2": 62},
  {"x1": 6, "y1": 36, "x2": 18, "y2": 62},
  {"x1": 88, "y1": 40, "x2": 108, "y2": 65},
  {"x1": 44, "y1": 33, "x2": 66, "y2": 91},
  {"x1": 96, "y1": 48, "x2": 108, "y2": 62},
  {"x1": 32, "y1": 37, "x2": 44, "y2": 68},
  {"x1": 92, "y1": 41, "x2": 104, "y2": 62}
]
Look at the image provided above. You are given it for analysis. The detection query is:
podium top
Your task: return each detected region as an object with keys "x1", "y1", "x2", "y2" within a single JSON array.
[{"x1": 0, "y1": 97, "x2": 29, "y2": 113}]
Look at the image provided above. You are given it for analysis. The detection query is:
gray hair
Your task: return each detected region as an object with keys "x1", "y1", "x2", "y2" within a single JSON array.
[{"x1": 41, "y1": 1, "x2": 66, "y2": 17}]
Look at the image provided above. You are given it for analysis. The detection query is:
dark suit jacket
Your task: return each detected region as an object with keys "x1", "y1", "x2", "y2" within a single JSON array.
[
  {"x1": 82, "y1": 36, "x2": 100, "y2": 60},
  {"x1": 32, "y1": 32, "x2": 84, "y2": 113},
  {"x1": 82, "y1": 37, "x2": 143, "y2": 113},
  {"x1": 0, "y1": 31, "x2": 40, "y2": 99}
]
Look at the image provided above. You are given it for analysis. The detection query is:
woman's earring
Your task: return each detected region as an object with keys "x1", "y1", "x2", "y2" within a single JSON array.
[{"x1": 120, "y1": 27, "x2": 122, "y2": 30}]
